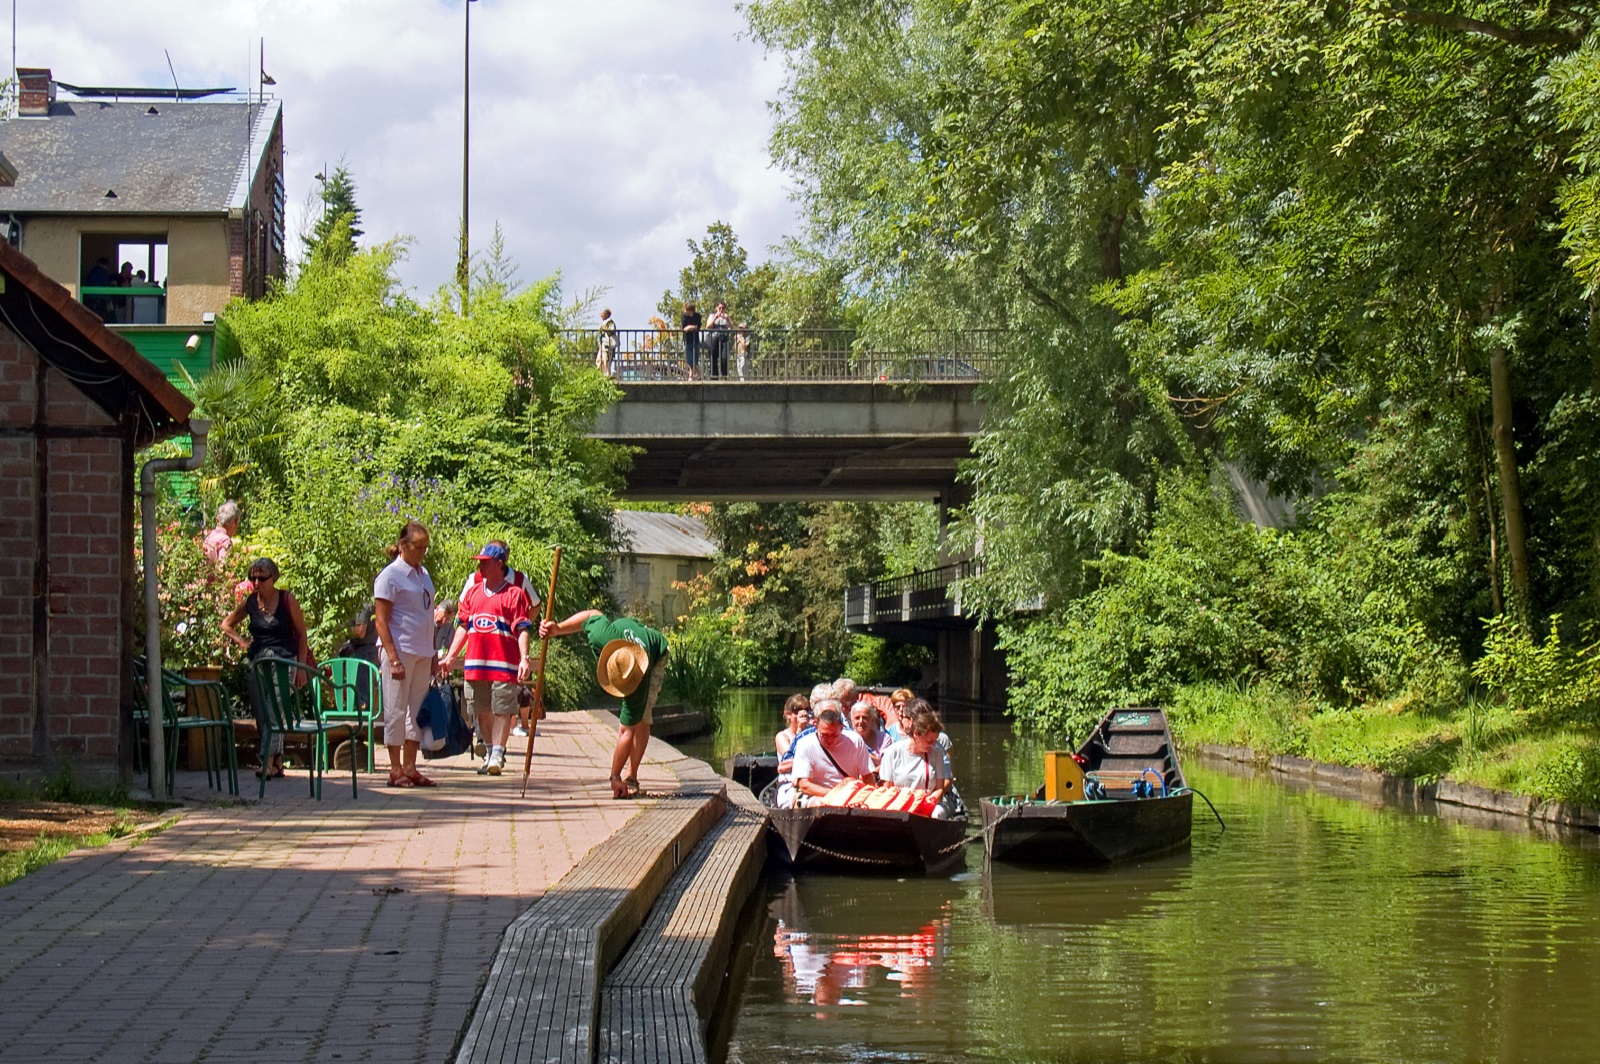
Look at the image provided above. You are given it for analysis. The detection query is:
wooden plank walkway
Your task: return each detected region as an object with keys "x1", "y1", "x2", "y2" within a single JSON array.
[
  {"x1": 596, "y1": 800, "x2": 767, "y2": 1064},
  {"x1": 455, "y1": 792, "x2": 726, "y2": 1064}
]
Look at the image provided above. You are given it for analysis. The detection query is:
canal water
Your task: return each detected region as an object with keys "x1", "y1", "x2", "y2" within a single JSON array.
[{"x1": 679, "y1": 691, "x2": 1600, "y2": 1063}]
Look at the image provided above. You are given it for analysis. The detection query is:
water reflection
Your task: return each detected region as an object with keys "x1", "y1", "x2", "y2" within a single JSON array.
[
  {"x1": 771, "y1": 876, "x2": 953, "y2": 1012},
  {"x1": 982, "y1": 854, "x2": 1192, "y2": 932}
]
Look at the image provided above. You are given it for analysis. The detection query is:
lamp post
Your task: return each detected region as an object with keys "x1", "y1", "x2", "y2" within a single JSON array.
[{"x1": 457, "y1": 0, "x2": 478, "y2": 314}]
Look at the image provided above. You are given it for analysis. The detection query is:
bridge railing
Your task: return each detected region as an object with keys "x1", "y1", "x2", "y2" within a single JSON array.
[
  {"x1": 844, "y1": 558, "x2": 985, "y2": 628},
  {"x1": 557, "y1": 327, "x2": 1004, "y2": 383}
]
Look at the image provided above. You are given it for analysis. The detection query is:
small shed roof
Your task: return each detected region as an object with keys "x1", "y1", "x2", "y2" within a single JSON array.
[
  {"x1": 0, "y1": 97, "x2": 279, "y2": 215},
  {"x1": 0, "y1": 240, "x2": 193, "y2": 444},
  {"x1": 612, "y1": 511, "x2": 717, "y2": 560}
]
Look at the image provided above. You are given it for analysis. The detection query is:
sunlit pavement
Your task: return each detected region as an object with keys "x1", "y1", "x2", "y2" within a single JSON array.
[{"x1": 0, "y1": 711, "x2": 674, "y2": 1064}]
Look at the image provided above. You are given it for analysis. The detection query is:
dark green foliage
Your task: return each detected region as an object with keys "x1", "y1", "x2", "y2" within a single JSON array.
[
  {"x1": 304, "y1": 165, "x2": 364, "y2": 264},
  {"x1": 1000, "y1": 475, "x2": 1464, "y2": 738}
]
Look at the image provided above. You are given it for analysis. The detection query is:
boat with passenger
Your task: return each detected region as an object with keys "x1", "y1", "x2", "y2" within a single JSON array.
[{"x1": 980, "y1": 706, "x2": 1193, "y2": 864}]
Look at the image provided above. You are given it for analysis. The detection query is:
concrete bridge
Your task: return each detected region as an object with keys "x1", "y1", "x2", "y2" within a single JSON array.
[
  {"x1": 575, "y1": 326, "x2": 1010, "y2": 700},
  {"x1": 573, "y1": 328, "x2": 995, "y2": 502}
]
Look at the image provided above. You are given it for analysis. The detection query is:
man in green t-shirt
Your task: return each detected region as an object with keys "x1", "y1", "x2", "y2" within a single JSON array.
[{"x1": 540, "y1": 609, "x2": 669, "y2": 799}]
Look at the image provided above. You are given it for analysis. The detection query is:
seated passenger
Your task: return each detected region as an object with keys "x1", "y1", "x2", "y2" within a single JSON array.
[
  {"x1": 775, "y1": 693, "x2": 811, "y2": 762},
  {"x1": 884, "y1": 688, "x2": 916, "y2": 741},
  {"x1": 849, "y1": 698, "x2": 892, "y2": 767},
  {"x1": 878, "y1": 706, "x2": 954, "y2": 818},
  {"x1": 892, "y1": 696, "x2": 952, "y2": 756},
  {"x1": 788, "y1": 705, "x2": 876, "y2": 807},
  {"x1": 774, "y1": 694, "x2": 812, "y2": 808}
]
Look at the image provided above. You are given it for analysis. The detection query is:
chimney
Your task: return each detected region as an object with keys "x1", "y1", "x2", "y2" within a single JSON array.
[{"x1": 17, "y1": 68, "x2": 54, "y2": 117}]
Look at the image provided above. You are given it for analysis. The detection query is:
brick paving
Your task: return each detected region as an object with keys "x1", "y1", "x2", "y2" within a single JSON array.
[{"x1": 0, "y1": 710, "x2": 676, "y2": 1064}]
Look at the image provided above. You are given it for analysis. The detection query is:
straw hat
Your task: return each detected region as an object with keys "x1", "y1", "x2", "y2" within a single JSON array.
[{"x1": 596, "y1": 639, "x2": 650, "y2": 698}]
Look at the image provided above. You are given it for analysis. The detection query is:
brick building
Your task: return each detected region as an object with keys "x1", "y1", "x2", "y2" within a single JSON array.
[{"x1": 0, "y1": 241, "x2": 192, "y2": 783}]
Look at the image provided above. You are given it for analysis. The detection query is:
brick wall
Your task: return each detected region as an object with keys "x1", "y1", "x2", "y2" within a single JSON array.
[
  {"x1": 0, "y1": 327, "x2": 132, "y2": 774},
  {"x1": 227, "y1": 216, "x2": 245, "y2": 298}
]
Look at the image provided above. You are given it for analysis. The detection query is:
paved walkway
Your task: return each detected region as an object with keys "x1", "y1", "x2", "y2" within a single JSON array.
[{"x1": 0, "y1": 710, "x2": 675, "y2": 1064}]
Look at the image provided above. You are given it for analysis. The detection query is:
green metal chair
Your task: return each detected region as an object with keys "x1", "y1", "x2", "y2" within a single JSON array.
[
  {"x1": 132, "y1": 658, "x2": 240, "y2": 796},
  {"x1": 323, "y1": 657, "x2": 383, "y2": 773},
  {"x1": 250, "y1": 658, "x2": 360, "y2": 800}
]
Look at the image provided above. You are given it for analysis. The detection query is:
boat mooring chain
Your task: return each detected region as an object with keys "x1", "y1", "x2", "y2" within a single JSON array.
[{"x1": 797, "y1": 838, "x2": 903, "y2": 866}]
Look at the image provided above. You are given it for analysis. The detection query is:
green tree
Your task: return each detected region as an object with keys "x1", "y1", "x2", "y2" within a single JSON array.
[
  {"x1": 195, "y1": 241, "x2": 625, "y2": 708},
  {"x1": 304, "y1": 165, "x2": 364, "y2": 264},
  {"x1": 656, "y1": 221, "x2": 776, "y2": 325}
]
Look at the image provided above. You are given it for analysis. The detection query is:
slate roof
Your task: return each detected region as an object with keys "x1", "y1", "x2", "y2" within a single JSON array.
[
  {"x1": 612, "y1": 511, "x2": 718, "y2": 560},
  {"x1": 0, "y1": 97, "x2": 279, "y2": 214}
]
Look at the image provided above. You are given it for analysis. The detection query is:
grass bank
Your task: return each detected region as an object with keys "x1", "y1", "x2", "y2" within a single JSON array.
[
  {"x1": 1169, "y1": 683, "x2": 1600, "y2": 807},
  {"x1": 0, "y1": 774, "x2": 176, "y2": 888}
]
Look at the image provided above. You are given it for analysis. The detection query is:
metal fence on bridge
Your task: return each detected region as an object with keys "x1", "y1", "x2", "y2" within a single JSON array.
[{"x1": 557, "y1": 327, "x2": 1004, "y2": 383}]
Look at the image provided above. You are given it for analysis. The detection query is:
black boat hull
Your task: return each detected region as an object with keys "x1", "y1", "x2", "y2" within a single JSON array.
[
  {"x1": 981, "y1": 791, "x2": 1193, "y2": 864},
  {"x1": 766, "y1": 804, "x2": 969, "y2": 875}
]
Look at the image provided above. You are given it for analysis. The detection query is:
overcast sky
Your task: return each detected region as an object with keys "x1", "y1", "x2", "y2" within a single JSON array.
[{"x1": 20, "y1": 0, "x2": 802, "y2": 325}]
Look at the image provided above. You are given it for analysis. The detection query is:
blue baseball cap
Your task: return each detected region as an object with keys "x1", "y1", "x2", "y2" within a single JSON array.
[{"x1": 472, "y1": 543, "x2": 509, "y2": 562}]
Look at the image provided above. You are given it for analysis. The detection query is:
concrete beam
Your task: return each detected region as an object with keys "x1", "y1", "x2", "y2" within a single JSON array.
[{"x1": 593, "y1": 381, "x2": 985, "y2": 501}]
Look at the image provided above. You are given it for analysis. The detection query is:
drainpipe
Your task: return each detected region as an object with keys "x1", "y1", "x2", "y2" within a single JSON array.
[{"x1": 138, "y1": 419, "x2": 209, "y2": 800}]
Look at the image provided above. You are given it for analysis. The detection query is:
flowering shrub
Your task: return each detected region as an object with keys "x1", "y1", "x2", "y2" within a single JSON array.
[{"x1": 133, "y1": 514, "x2": 250, "y2": 671}]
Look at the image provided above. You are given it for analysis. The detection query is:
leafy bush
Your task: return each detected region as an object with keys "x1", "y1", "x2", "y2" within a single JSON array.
[
  {"x1": 134, "y1": 507, "x2": 251, "y2": 671},
  {"x1": 1472, "y1": 613, "x2": 1600, "y2": 725},
  {"x1": 1001, "y1": 473, "x2": 1466, "y2": 736},
  {"x1": 843, "y1": 635, "x2": 932, "y2": 688}
]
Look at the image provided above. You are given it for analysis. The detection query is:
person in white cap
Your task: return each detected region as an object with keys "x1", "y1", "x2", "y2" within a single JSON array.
[{"x1": 540, "y1": 609, "x2": 669, "y2": 799}]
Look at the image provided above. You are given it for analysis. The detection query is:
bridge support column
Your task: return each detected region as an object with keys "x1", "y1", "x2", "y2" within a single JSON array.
[{"x1": 936, "y1": 624, "x2": 1007, "y2": 706}]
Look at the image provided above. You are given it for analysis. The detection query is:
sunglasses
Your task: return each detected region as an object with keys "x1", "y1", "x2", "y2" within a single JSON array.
[{"x1": 250, "y1": 575, "x2": 273, "y2": 583}]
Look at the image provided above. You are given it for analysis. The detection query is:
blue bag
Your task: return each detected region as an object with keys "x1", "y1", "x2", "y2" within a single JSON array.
[{"x1": 418, "y1": 681, "x2": 472, "y2": 760}]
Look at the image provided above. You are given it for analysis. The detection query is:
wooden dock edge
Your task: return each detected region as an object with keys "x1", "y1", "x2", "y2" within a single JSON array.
[{"x1": 453, "y1": 719, "x2": 768, "y2": 1064}]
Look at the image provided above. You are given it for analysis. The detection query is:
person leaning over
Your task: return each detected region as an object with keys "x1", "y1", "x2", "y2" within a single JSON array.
[
  {"x1": 373, "y1": 520, "x2": 441, "y2": 788},
  {"x1": 540, "y1": 610, "x2": 669, "y2": 799},
  {"x1": 439, "y1": 543, "x2": 532, "y2": 777},
  {"x1": 788, "y1": 703, "x2": 876, "y2": 807}
]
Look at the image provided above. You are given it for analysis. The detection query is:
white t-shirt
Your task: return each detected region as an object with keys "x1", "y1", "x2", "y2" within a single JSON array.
[
  {"x1": 790, "y1": 728, "x2": 873, "y2": 793},
  {"x1": 878, "y1": 738, "x2": 952, "y2": 791},
  {"x1": 373, "y1": 556, "x2": 436, "y2": 658}
]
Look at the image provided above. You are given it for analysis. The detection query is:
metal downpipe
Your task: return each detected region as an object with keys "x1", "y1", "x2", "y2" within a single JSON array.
[{"x1": 138, "y1": 419, "x2": 209, "y2": 800}]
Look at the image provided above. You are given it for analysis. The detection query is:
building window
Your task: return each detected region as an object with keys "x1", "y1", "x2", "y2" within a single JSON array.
[{"x1": 80, "y1": 234, "x2": 167, "y2": 324}]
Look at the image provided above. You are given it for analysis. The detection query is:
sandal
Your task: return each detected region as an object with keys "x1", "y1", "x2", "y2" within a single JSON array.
[
  {"x1": 387, "y1": 772, "x2": 414, "y2": 788},
  {"x1": 609, "y1": 775, "x2": 629, "y2": 800},
  {"x1": 406, "y1": 771, "x2": 438, "y2": 788},
  {"x1": 623, "y1": 776, "x2": 641, "y2": 798}
]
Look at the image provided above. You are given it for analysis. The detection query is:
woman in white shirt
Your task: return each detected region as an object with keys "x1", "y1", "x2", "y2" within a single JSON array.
[
  {"x1": 878, "y1": 705, "x2": 953, "y2": 817},
  {"x1": 373, "y1": 520, "x2": 440, "y2": 787}
]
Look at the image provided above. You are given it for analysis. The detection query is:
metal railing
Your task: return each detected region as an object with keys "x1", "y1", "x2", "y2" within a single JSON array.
[
  {"x1": 557, "y1": 327, "x2": 1005, "y2": 383},
  {"x1": 844, "y1": 558, "x2": 985, "y2": 628}
]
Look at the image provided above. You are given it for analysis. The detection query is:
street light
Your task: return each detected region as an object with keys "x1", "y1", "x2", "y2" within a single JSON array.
[{"x1": 458, "y1": 0, "x2": 479, "y2": 314}]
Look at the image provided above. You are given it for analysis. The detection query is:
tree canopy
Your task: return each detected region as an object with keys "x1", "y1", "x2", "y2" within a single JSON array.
[{"x1": 746, "y1": 0, "x2": 1600, "y2": 730}]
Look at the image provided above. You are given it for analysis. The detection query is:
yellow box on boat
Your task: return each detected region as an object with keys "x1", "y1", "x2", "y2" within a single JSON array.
[{"x1": 1043, "y1": 751, "x2": 1084, "y2": 801}]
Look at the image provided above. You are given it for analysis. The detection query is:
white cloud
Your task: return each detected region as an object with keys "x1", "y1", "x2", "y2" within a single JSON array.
[{"x1": 20, "y1": 0, "x2": 802, "y2": 324}]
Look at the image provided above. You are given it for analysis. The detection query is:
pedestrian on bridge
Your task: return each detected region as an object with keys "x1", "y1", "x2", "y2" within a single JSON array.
[{"x1": 681, "y1": 301, "x2": 702, "y2": 379}]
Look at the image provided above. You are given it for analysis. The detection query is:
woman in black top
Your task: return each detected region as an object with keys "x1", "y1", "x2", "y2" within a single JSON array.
[
  {"x1": 222, "y1": 557, "x2": 312, "y2": 779},
  {"x1": 681, "y1": 301, "x2": 702, "y2": 379}
]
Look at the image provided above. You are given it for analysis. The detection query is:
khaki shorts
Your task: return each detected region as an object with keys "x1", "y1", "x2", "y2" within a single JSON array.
[{"x1": 465, "y1": 679, "x2": 521, "y2": 717}]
